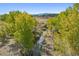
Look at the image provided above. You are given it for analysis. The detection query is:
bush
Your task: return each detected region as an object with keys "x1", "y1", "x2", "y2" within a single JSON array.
[
  {"x1": 14, "y1": 12, "x2": 37, "y2": 54},
  {"x1": 47, "y1": 4, "x2": 79, "y2": 55}
]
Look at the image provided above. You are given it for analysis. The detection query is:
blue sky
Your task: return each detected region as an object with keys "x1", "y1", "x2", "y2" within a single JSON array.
[{"x1": 0, "y1": 3, "x2": 73, "y2": 14}]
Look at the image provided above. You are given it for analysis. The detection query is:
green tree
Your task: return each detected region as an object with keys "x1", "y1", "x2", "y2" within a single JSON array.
[{"x1": 14, "y1": 12, "x2": 37, "y2": 54}]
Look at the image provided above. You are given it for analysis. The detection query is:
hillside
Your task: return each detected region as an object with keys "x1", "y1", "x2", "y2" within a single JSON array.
[{"x1": 33, "y1": 13, "x2": 58, "y2": 19}]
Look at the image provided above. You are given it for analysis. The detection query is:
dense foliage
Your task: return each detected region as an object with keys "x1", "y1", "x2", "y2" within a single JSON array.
[
  {"x1": 0, "y1": 11, "x2": 37, "y2": 54},
  {"x1": 14, "y1": 12, "x2": 37, "y2": 53},
  {"x1": 47, "y1": 4, "x2": 79, "y2": 55}
]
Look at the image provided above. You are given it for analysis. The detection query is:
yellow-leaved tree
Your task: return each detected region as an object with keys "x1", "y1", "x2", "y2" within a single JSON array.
[{"x1": 47, "y1": 4, "x2": 79, "y2": 55}]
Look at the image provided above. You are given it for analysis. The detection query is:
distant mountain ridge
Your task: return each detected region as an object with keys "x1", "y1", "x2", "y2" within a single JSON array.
[{"x1": 32, "y1": 13, "x2": 58, "y2": 17}]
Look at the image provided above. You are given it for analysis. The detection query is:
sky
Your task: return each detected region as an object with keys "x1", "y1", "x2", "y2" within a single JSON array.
[{"x1": 0, "y1": 3, "x2": 73, "y2": 14}]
